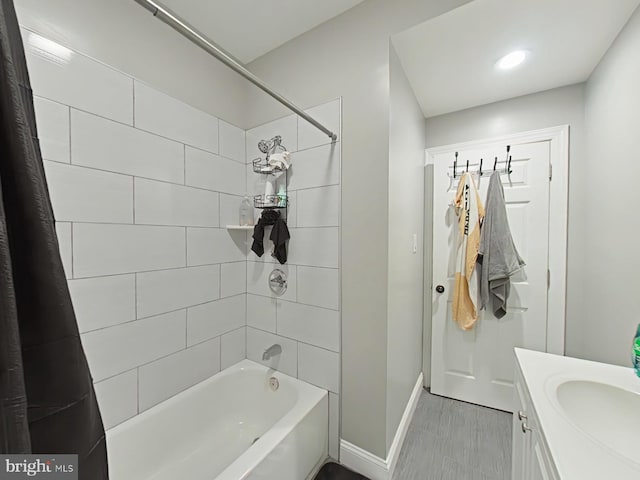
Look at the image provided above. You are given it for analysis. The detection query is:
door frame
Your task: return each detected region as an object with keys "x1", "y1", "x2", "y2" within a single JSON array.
[{"x1": 422, "y1": 125, "x2": 569, "y2": 387}]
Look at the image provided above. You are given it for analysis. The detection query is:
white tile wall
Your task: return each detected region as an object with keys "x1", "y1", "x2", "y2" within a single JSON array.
[
  {"x1": 186, "y1": 228, "x2": 246, "y2": 265},
  {"x1": 187, "y1": 295, "x2": 246, "y2": 346},
  {"x1": 298, "y1": 99, "x2": 341, "y2": 151},
  {"x1": 44, "y1": 161, "x2": 133, "y2": 224},
  {"x1": 134, "y1": 82, "x2": 218, "y2": 153},
  {"x1": 221, "y1": 262, "x2": 246, "y2": 298},
  {"x1": 221, "y1": 327, "x2": 246, "y2": 369},
  {"x1": 69, "y1": 274, "x2": 136, "y2": 333},
  {"x1": 297, "y1": 185, "x2": 340, "y2": 227},
  {"x1": 297, "y1": 266, "x2": 340, "y2": 310},
  {"x1": 247, "y1": 294, "x2": 277, "y2": 333},
  {"x1": 246, "y1": 327, "x2": 298, "y2": 377},
  {"x1": 134, "y1": 178, "x2": 220, "y2": 227},
  {"x1": 24, "y1": 30, "x2": 134, "y2": 124},
  {"x1": 247, "y1": 261, "x2": 297, "y2": 301},
  {"x1": 185, "y1": 147, "x2": 246, "y2": 195},
  {"x1": 298, "y1": 342, "x2": 340, "y2": 393},
  {"x1": 288, "y1": 227, "x2": 339, "y2": 268},
  {"x1": 136, "y1": 265, "x2": 220, "y2": 319},
  {"x1": 73, "y1": 224, "x2": 185, "y2": 277},
  {"x1": 34, "y1": 96, "x2": 69, "y2": 163},
  {"x1": 219, "y1": 121, "x2": 246, "y2": 163},
  {"x1": 287, "y1": 143, "x2": 341, "y2": 191},
  {"x1": 277, "y1": 300, "x2": 340, "y2": 352},
  {"x1": 94, "y1": 370, "x2": 138, "y2": 430},
  {"x1": 138, "y1": 337, "x2": 221, "y2": 411},
  {"x1": 71, "y1": 110, "x2": 184, "y2": 183},
  {"x1": 82, "y1": 309, "x2": 186, "y2": 382},
  {"x1": 55, "y1": 222, "x2": 72, "y2": 279},
  {"x1": 33, "y1": 34, "x2": 340, "y2": 436}
]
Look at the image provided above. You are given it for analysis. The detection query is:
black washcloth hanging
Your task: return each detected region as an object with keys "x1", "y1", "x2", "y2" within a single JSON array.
[
  {"x1": 251, "y1": 209, "x2": 290, "y2": 264},
  {"x1": 270, "y1": 217, "x2": 290, "y2": 264}
]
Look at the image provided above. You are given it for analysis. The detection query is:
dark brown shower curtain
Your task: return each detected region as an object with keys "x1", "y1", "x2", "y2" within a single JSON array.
[{"x1": 0, "y1": 1, "x2": 108, "y2": 477}]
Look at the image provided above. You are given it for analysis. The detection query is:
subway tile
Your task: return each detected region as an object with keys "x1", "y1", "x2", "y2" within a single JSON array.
[
  {"x1": 220, "y1": 194, "x2": 248, "y2": 227},
  {"x1": 285, "y1": 190, "x2": 297, "y2": 228},
  {"x1": 94, "y1": 370, "x2": 138, "y2": 430},
  {"x1": 297, "y1": 185, "x2": 340, "y2": 227},
  {"x1": 246, "y1": 114, "x2": 297, "y2": 162},
  {"x1": 219, "y1": 121, "x2": 246, "y2": 163},
  {"x1": 34, "y1": 96, "x2": 69, "y2": 163},
  {"x1": 24, "y1": 30, "x2": 133, "y2": 124},
  {"x1": 137, "y1": 265, "x2": 220, "y2": 319},
  {"x1": 297, "y1": 266, "x2": 339, "y2": 310},
  {"x1": 287, "y1": 144, "x2": 340, "y2": 191},
  {"x1": 221, "y1": 327, "x2": 246, "y2": 370},
  {"x1": 187, "y1": 295, "x2": 246, "y2": 346},
  {"x1": 298, "y1": 99, "x2": 340, "y2": 150},
  {"x1": 55, "y1": 222, "x2": 72, "y2": 279},
  {"x1": 71, "y1": 109, "x2": 184, "y2": 183},
  {"x1": 134, "y1": 82, "x2": 218, "y2": 152},
  {"x1": 82, "y1": 310, "x2": 186, "y2": 382},
  {"x1": 288, "y1": 227, "x2": 339, "y2": 268},
  {"x1": 73, "y1": 224, "x2": 185, "y2": 277},
  {"x1": 138, "y1": 338, "x2": 220, "y2": 411},
  {"x1": 134, "y1": 178, "x2": 219, "y2": 227},
  {"x1": 185, "y1": 147, "x2": 245, "y2": 195},
  {"x1": 329, "y1": 393, "x2": 340, "y2": 459},
  {"x1": 221, "y1": 262, "x2": 246, "y2": 298},
  {"x1": 298, "y1": 343, "x2": 340, "y2": 393},
  {"x1": 44, "y1": 161, "x2": 133, "y2": 224},
  {"x1": 247, "y1": 261, "x2": 296, "y2": 301},
  {"x1": 186, "y1": 228, "x2": 246, "y2": 265},
  {"x1": 246, "y1": 327, "x2": 297, "y2": 377},
  {"x1": 247, "y1": 294, "x2": 277, "y2": 333},
  {"x1": 277, "y1": 300, "x2": 340, "y2": 352},
  {"x1": 69, "y1": 274, "x2": 135, "y2": 333}
]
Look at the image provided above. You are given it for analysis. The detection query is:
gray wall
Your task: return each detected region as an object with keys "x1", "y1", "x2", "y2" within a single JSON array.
[
  {"x1": 14, "y1": 0, "x2": 248, "y2": 127},
  {"x1": 386, "y1": 45, "x2": 426, "y2": 451},
  {"x1": 247, "y1": 0, "x2": 471, "y2": 458},
  {"x1": 583, "y1": 6, "x2": 640, "y2": 366},
  {"x1": 424, "y1": 84, "x2": 587, "y2": 360}
]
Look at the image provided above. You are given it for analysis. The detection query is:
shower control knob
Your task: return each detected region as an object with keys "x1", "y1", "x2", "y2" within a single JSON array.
[{"x1": 435, "y1": 285, "x2": 445, "y2": 294}]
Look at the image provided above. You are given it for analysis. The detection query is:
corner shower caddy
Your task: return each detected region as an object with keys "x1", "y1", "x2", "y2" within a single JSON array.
[{"x1": 251, "y1": 135, "x2": 289, "y2": 215}]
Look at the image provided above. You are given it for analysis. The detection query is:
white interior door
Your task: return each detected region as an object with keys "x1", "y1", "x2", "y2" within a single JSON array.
[{"x1": 430, "y1": 140, "x2": 550, "y2": 412}]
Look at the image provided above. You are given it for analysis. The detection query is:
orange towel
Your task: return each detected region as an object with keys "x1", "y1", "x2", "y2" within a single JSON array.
[{"x1": 453, "y1": 173, "x2": 485, "y2": 330}]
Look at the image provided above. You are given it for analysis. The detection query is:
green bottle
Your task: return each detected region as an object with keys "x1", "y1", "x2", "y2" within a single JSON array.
[{"x1": 633, "y1": 323, "x2": 640, "y2": 377}]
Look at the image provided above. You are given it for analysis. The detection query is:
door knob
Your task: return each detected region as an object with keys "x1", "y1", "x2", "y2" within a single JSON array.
[{"x1": 435, "y1": 285, "x2": 445, "y2": 294}]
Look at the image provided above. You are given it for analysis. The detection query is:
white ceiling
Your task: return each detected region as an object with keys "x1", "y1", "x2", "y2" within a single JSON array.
[
  {"x1": 392, "y1": 0, "x2": 640, "y2": 118},
  {"x1": 160, "y1": 0, "x2": 366, "y2": 63}
]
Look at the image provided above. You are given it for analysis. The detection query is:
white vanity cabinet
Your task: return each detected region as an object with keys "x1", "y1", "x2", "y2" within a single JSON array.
[{"x1": 512, "y1": 362, "x2": 558, "y2": 480}]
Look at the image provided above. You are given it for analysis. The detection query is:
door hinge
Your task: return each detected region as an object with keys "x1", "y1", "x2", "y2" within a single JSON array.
[{"x1": 549, "y1": 164, "x2": 553, "y2": 180}]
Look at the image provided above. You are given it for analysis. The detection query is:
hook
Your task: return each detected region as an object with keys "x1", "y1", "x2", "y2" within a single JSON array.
[
  {"x1": 453, "y1": 151, "x2": 458, "y2": 179},
  {"x1": 479, "y1": 158, "x2": 483, "y2": 176},
  {"x1": 507, "y1": 155, "x2": 512, "y2": 174},
  {"x1": 466, "y1": 160, "x2": 469, "y2": 173},
  {"x1": 493, "y1": 157, "x2": 498, "y2": 171}
]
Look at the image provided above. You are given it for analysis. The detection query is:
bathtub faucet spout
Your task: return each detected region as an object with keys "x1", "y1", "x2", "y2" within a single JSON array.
[{"x1": 262, "y1": 344, "x2": 282, "y2": 360}]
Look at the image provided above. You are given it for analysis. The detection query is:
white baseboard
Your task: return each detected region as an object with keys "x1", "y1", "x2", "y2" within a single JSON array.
[{"x1": 339, "y1": 372, "x2": 423, "y2": 480}]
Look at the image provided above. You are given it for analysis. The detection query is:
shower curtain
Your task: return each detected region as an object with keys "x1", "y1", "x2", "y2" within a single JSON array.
[{"x1": 0, "y1": 1, "x2": 108, "y2": 478}]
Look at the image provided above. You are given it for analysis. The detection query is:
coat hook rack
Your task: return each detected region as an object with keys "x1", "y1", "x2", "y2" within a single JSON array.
[{"x1": 453, "y1": 151, "x2": 458, "y2": 179}]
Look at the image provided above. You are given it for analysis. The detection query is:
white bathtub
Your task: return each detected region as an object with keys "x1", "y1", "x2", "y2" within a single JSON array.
[{"x1": 107, "y1": 359, "x2": 328, "y2": 480}]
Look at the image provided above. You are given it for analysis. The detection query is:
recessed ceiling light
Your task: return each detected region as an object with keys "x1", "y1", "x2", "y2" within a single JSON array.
[{"x1": 496, "y1": 50, "x2": 528, "y2": 70}]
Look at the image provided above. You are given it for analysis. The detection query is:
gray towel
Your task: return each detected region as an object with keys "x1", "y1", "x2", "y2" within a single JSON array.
[{"x1": 478, "y1": 171, "x2": 525, "y2": 318}]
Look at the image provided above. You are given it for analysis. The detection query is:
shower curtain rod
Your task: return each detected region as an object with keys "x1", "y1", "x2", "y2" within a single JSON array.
[{"x1": 133, "y1": 0, "x2": 338, "y2": 141}]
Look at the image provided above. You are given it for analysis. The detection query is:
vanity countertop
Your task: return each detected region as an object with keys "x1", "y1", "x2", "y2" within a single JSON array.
[{"x1": 515, "y1": 348, "x2": 640, "y2": 479}]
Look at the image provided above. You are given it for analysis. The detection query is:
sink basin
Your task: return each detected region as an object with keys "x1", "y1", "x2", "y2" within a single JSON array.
[{"x1": 554, "y1": 380, "x2": 640, "y2": 465}]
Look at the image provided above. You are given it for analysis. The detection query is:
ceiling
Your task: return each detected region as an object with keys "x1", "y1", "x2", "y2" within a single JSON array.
[
  {"x1": 392, "y1": 0, "x2": 640, "y2": 118},
  {"x1": 161, "y1": 0, "x2": 366, "y2": 63}
]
